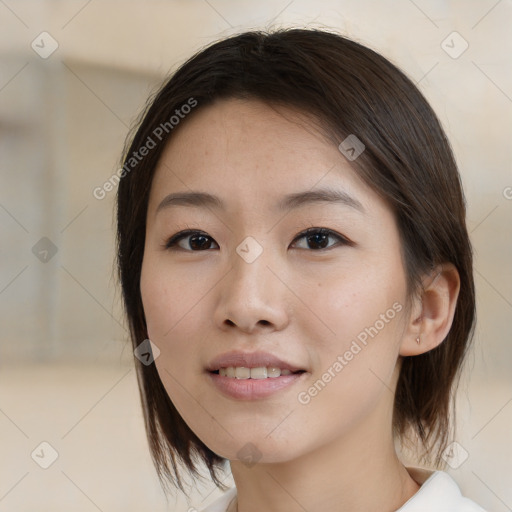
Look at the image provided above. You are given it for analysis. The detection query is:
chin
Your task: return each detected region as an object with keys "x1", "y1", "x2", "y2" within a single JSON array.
[{"x1": 204, "y1": 434, "x2": 302, "y2": 466}]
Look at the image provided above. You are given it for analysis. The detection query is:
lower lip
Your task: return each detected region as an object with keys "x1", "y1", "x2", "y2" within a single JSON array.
[{"x1": 207, "y1": 371, "x2": 307, "y2": 400}]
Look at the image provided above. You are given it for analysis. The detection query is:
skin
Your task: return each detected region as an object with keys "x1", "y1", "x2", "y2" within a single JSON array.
[{"x1": 140, "y1": 98, "x2": 460, "y2": 512}]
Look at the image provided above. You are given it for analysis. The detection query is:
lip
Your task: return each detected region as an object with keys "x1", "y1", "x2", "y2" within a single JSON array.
[
  {"x1": 207, "y1": 371, "x2": 308, "y2": 400},
  {"x1": 205, "y1": 350, "x2": 306, "y2": 373}
]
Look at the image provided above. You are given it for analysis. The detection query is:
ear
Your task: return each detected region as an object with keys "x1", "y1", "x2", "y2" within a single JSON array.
[{"x1": 399, "y1": 263, "x2": 460, "y2": 356}]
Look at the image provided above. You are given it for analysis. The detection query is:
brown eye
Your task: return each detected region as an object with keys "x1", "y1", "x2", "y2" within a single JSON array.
[
  {"x1": 165, "y1": 230, "x2": 219, "y2": 251},
  {"x1": 291, "y1": 228, "x2": 352, "y2": 250}
]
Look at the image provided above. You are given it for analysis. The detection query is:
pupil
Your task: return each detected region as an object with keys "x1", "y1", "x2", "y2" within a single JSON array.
[
  {"x1": 309, "y1": 233, "x2": 328, "y2": 249},
  {"x1": 190, "y1": 235, "x2": 209, "y2": 250}
]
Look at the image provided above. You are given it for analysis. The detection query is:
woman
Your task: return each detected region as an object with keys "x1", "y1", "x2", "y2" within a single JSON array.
[{"x1": 116, "y1": 28, "x2": 485, "y2": 511}]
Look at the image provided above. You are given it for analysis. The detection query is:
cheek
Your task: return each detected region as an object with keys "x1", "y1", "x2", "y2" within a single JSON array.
[
  {"x1": 298, "y1": 255, "x2": 406, "y2": 398},
  {"x1": 140, "y1": 255, "x2": 215, "y2": 393},
  {"x1": 141, "y1": 259, "x2": 209, "y2": 426},
  {"x1": 292, "y1": 273, "x2": 405, "y2": 438},
  {"x1": 140, "y1": 264, "x2": 171, "y2": 340},
  {"x1": 305, "y1": 258, "x2": 406, "y2": 343},
  {"x1": 141, "y1": 257, "x2": 203, "y2": 341}
]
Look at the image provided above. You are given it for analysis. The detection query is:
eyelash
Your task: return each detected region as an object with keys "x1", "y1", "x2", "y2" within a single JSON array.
[{"x1": 164, "y1": 227, "x2": 353, "y2": 252}]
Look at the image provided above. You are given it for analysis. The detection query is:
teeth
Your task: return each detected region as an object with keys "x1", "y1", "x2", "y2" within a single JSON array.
[{"x1": 217, "y1": 367, "x2": 295, "y2": 379}]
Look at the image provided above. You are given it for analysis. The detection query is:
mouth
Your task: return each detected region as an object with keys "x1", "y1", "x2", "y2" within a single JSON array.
[
  {"x1": 205, "y1": 350, "x2": 308, "y2": 399},
  {"x1": 206, "y1": 350, "x2": 307, "y2": 375},
  {"x1": 209, "y1": 367, "x2": 307, "y2": 379},
  {"x1": 207, "y1": 369, "x2": 308, "y2": 400}
]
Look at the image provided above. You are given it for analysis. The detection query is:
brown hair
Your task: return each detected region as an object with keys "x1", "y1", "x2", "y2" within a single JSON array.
[{"x1": 116, "y1": 28, "x2": 475, "y2": 494}]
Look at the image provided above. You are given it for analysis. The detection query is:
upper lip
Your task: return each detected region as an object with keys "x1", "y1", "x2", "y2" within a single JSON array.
[{"x1": 206, "y1": 350, "x2": 306, "y2": 372}]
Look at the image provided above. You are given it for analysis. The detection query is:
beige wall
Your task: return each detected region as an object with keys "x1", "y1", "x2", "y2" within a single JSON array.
[{"x1": 1, "y1": 1, "x2": 510, "y2": 510}]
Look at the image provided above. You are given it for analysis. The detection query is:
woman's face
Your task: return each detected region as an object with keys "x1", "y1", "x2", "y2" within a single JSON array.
[{"x1": 140, "y1": 98, "x2": 410, "y2": 463}]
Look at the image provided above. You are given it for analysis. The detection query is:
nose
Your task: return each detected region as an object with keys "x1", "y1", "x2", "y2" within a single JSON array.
[{"x1": 213, "y1": 245, "x2": 290, "y2": 334}]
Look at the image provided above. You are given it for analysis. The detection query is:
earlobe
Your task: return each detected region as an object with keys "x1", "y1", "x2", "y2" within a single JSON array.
[{"x1": 399, "y1": 263, "x2": 460, "y2": 357}]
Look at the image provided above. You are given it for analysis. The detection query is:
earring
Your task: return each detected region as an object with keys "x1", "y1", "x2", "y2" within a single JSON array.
[{"x1": 416, "y1": 336, "x2": 421, "y2": 345}]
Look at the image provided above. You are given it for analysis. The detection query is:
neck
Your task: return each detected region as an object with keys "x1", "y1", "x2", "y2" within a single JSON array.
[{"x1": 227, "y1": 399, "x2": 421, "y2": 512}]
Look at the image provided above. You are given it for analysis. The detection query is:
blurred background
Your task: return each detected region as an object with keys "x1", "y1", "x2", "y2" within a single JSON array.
[{"x1": 0, "y1": 0, "x2": 511, "y2": 510}]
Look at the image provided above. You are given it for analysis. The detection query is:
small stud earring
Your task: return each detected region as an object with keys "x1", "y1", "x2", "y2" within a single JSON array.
[{"x1": 416, "y1": 336, "x2": 421, "y2": 345}]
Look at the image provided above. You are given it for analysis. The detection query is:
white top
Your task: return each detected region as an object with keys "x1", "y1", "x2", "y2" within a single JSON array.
[{"x1": 198, "y1": 469, "x2": 486, "y2": 512}]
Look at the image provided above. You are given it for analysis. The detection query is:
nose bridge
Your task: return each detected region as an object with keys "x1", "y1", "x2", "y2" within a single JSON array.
[
  {"x1": 215, "y1": 235, "x2": 289, "y2": 332},
  {"x1": 230, "y1": 236, "x2": 277, "y2": 302}
]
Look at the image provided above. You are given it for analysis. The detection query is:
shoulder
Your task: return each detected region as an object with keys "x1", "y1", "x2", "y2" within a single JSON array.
[
  {"x1": 198, "y1": 486, "x2": 237, "y2": 512},
  {"x1": 399, "y1": 469, "x2": 487, "y2": 511}
]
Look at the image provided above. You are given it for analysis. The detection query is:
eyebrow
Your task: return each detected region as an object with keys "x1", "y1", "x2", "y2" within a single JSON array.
[{"x1": 155, "y1": 187, "x2": 365, "y2": 215}]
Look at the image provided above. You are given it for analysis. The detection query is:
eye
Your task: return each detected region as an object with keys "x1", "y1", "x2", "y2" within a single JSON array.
[
  {"x1": 290, "y1": 227, "x2": 352, "y2": 251},
  {"x1": 165, "y1": 230, "x2": 219, "y2": 251},
  {"x1": 164, "y1": 227, "x2": 352, "y2": 252}
]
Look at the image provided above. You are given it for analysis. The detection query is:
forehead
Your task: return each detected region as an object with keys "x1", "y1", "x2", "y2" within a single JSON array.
[{"x1": 148, "y1": 98, "x2": 379, "y2": 216}]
